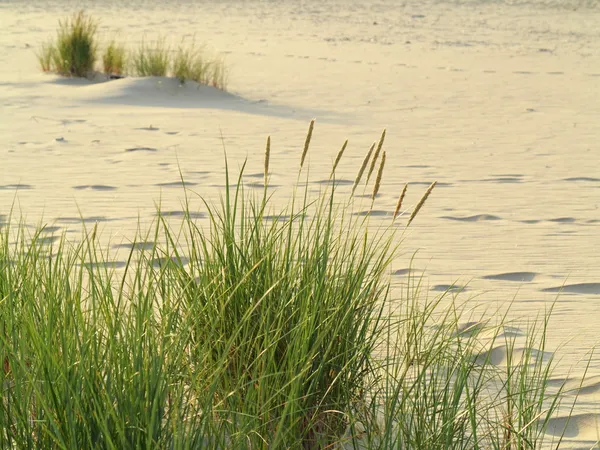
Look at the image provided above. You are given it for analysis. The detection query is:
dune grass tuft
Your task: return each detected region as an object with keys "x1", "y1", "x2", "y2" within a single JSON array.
[
  {"x1": 0, "y1": 125, "x2": 576, "y2": 449},
  {"x1": 52, "y1": 10, "x2": 98, "y2": 77},
  {"x1": 102, "y1": 40, "x2": 127, "y2": 77},
  {"x1": 132, "y1": 38, "x2": 170, "y2": 77},
  {"x1": 36, "y1": 41, "x2": 57, "y2": 72},
  {"x1": 173, "y1": 41, "x2": 228, "y2": 89}
]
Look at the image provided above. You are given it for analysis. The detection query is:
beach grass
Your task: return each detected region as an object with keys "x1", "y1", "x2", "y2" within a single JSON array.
[
  {"x1": 132, "y1": 38, "x2": 170, "y2": 77},
  {"x1": 52, "y1": 10, "x2": 98, "y2": 77},
  {"x1": 36, "y1": 41, "x2": 57, "y2": 72},
  {"x1": 173, "y1": 41, "x2": 228, "y2": 89},
  {"x1": 37, "y1": 13, "x2": 228, "y2": 89},
  {"x1": 102, "y1": 40, "x2": 127, "y2": 77},
  {"x1": 0, "y1": 127, "x2": 573, "y2": 448}
]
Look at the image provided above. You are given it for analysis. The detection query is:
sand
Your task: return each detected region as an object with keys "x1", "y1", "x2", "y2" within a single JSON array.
[{"x1": 1, "y1": 0, "x2": 599, "y2": 446}]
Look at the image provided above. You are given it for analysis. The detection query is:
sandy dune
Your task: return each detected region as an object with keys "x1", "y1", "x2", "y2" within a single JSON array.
[{"x1": 1, "y1": 0, "x2": 600, "y2": 446}]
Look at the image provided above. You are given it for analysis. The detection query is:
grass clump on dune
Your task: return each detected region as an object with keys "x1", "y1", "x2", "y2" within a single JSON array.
[
  {"x1": 102, "y1": 40, "x2": 127, "y2": 77},
  {"x1": 36, "y1": 41, "x2": 57, "y2": 72},
  {"x1": 37, "y1": 12, "x2": 229, "y2": 89},
  {"x1": 53, "y1": 10, "x2": 98, "y2": 77},
  {"x1": 174, "y1": 41, "x2": 228, "y2": 89},
  {"x1": 132, "y1": 38, "x2": 170, "y2": 77},
  {"x1": 0, "y1": 125, "x2": 575, "y2": 448},
  {"x1": 36, "y1": 10, "x2": 98, "y2": 77}
]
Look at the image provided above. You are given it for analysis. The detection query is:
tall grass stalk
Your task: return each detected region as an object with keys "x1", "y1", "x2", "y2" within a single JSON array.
[{"x1": 0, "y1": 125, "x2": 575, "y2": 449}]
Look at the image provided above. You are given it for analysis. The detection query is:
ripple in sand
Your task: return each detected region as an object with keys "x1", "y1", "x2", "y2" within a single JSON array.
[
  {"x1": 81, "y1": 261, "x2": 127, "y2": 269},
  {"x1": 0, "y1": 184, "x2": 33, "y2": 190},
  {"x1": 564, "y1": 177, "x2": 600, "y2": 182},
  {"x1": 245, "y1": 172, "x2": 266, "y2": 179},
  {"x1": 72, "y1": 185, "x2": 118, "y2": 191},
  {"x1": 480, "y1": 176, "x2": 524, "y2": 183},
  {"x1": 150, "y1": 256, "x2": 189, "y2": 268},
  {"x1": 393, "y1": 268, "x2": 424, "y2": 276},
  {"x1": 155, "y1": 181, "x2": 198, "y2": 187},
  {"x1": 545, "y1": 413, "x2": 600, "y2": 440},
  {"x1": 57, "y1": 216, "x2": 116, "y2": 224},
  {"x1": 353, "y1": 210, "x2": 393, "y2": 217},
  {"x1": 39, "y1": 226, "x2": 61, "y2": 233},
  {"x1": 482, "y1": 272, "x2": 538, "y2": 282},
  {"x1": 441, "y1": 214, "x2": 501, "y2": 222},
  {"x1": 475, "y1": 345, "x2": 551, "y2": 366},
  {"x1": 541, "y1": 283, "x2": 600, "y2": 295},
  {"x1": 157, "y1": 210, "x2": 205, "y2": 220},
  {"x1": 125, "y1": 147, "x2": 157, "y2": 152},
  {"x1": 113, "y1": 241, "x2": 156, "y2": 251},
  {"x1": 314, "y1": 179, "x2": 354, "y2": 186},
  {"x1": 547, "y1": 217, "x2": 576, "y2": 223},
  {"x1": 431, "y1": 284, "x2": 467, "y2": 292},
  {"x1": 36, "y1": 235, "x2": 60, "y2": 245}
]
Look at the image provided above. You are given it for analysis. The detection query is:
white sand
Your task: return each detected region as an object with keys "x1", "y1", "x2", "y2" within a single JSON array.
[{"x1": 1, "y1": 0, "x2": 600, "y2": 445}]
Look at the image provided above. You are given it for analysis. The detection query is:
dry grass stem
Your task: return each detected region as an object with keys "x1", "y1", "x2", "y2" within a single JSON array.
[
  {"x1": 366, "y1": 129, "x2": 386, "y2": 184},
  {"x1": 331, "y1": 140, "x2": 348, "y2": 176},
  {"x1": 352, "y1": 142, "x2": 375, "y2": 195},
  {"x1": 407, "y1": 181, "x2": 437, "y2": 226},
  {"x1": 300, "y1": 119, "x2": 315, "y2": 169},
  {"x1": 264, "y1": 136, "x2": 271, "y2": 185},
  {"x1": 372, "y1": 151, "x2": 386, "y2": 200},
  {"x1": 393, "y1": 183, "x2": 408, "y2": 220}
]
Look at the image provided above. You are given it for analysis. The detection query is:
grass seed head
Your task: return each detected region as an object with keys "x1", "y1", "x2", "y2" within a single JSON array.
[
  {"x1": 393, "y1": 183, "x2": 408, "y2": 220},
  {"x1": 331, "y1": 139, "x2": 348, "y2": 176},
  {"x1": 372, "y1": 151, "x2": 386, "y2": 200},
  {"x1": 264, "y1": 135, "x2": 271, "y2": 185},
  {"x1": 407, "y1": 181, "x2": 437, "y2": 226},
  {"x1": 366, "y1": 129, "x2": 386, "y2": 184},
  {"x1": 300, "y1": 119, "x2": 315, "y2": 169},
  {"x1": 352, "y1": 142, "x2": 375, "y2": 195}
]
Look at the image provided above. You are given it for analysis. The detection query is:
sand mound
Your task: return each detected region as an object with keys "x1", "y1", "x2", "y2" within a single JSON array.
[
  {"x1": 70, "y1": 76, "x2": 239, "y2": 109},
  {"x1": 545, "y1": 413, "x2": 600, "y2": 441}
]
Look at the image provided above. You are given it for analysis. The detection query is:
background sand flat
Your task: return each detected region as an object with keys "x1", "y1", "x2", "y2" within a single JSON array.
[{"x1": 1, "y1": 0, "x2": 599, "y2": 446}]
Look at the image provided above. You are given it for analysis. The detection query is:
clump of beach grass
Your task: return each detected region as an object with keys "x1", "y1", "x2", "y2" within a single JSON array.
[
  {"x1": 52, "y1": 10, "x2": 98, "y2": 77},
  {"x1": 102, "y1": 40, "x2": 127, "y2": 77},
  {"x1": 132, "y1": 38, "x2": 170, "y2": 77},
  {"x1": 173, "y1": 40, "x2": 228, "y2": 89},
  {"x1": 0, "y1": 124, "x2": 576, "y2": 449},
  {"x1": 36, "y1": 41, "x2": 57, "y2": 72}
]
